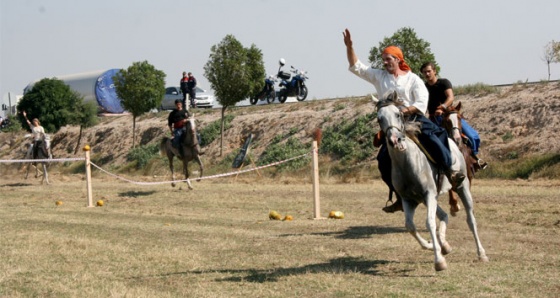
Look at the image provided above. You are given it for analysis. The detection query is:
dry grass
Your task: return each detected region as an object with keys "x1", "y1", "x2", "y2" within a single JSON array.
[{"x1": 1, "y1": 174, "x2": 559, "y2": 297}]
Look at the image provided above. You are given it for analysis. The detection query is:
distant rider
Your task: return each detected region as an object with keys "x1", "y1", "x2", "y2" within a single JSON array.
[
  {"x1": 23, "y1": 111, "x2": 47, "y2": 160},
  {"x1": 168, "y1": 99, "x2": 191, "y2": 157}
]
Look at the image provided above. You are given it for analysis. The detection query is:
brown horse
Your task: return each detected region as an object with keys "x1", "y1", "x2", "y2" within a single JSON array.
[
  {"x1": 441, "y1": 102, "x2": 484, "y2": 215},
  {"x1": 159, "y1": 117, "x2": 203, "y2": 189}
]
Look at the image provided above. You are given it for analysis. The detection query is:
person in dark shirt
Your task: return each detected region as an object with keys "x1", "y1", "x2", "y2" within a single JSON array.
[
  {"x1": 421, "y1": 62, "x2": 487, "y2": 168},
  {"x1": 180, "y1": 72, "x2": 189, "y2": 111},
  {"x1": 186, "y1": 72, "x2": 197, "y2": 108},
  {"x1": 168, "y1": 99, "x2": 191, "y2": 154}
]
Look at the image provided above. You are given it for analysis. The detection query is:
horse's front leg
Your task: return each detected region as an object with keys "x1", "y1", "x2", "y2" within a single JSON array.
[
  {"x1": 183, "y1": 160, "x2": 193, "y2": 190},
  {"x1": 25, "y1": 163, "x2": 31, "y2": 180},
  {"x1": 403, "y1": 200, "x2": 433, "y2": 250},
  {"x1": 426, "y1": 195, "x2": 447, "y2": 271},
  {"x1": 449, "y1": 190, "x2": 461, "y2": 216},
  {"x1": 169, "y1": 157, "x2": 177, "y2": 187},
  {"x1": 436, "y1": 205, "x2": 452, "y2": 255},
  {"x1": 195, "y1": 155, "x2": 203, "y2": 182},
  {"x1": 41, "y1": 163, "x2": 50, "y2": 185}
]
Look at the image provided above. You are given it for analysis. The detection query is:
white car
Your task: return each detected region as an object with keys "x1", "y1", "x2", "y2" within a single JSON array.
[{"x1": 160, "y1": 86, "x2": 215, "y2": 110}]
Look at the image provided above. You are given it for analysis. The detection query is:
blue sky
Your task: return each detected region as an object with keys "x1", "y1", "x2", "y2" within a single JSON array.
[{"x1": 2, "y1": 0, "x2": 560, "y2": 101}]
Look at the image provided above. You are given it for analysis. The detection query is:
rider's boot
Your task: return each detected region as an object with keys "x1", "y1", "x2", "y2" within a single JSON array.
[
  {"x1": 474, "y1": 154, "x2": 488, "y2": 170},
  {"x1": 382, "y1": 191, "x2": 403, "y2": 213}
]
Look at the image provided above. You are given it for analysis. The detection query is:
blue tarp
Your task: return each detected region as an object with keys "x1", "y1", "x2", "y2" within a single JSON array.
[{"x1": 95, "y1": 69, "x2": 124, "y2": 113}]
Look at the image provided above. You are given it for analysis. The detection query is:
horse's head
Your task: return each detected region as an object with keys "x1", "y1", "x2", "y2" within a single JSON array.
[
  {"x1": 442, "y1": 102, "x2": 463, "y2": 145},
  {"x1": 375, "y1": 90, "x2": 407, "y2": 151},
  {"x1": 183, "y1": 115, "x2": 198, "y2": 147}
]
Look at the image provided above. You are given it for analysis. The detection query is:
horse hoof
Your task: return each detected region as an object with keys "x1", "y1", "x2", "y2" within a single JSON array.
[
  {"x1": 441, "y1": 243, "x2": 453, "y2": 255},
  {"x1": 171, "y1": 183, "x2": 176, "y2": 187},
  {"x1": 450, "y1": 205, "x2": 461, "y2": 217},
  {"x1": 479, "y1": 256, "x2": 489, "y2": 262},
  {"x1": 435, "y1": 260, "x2": 448, "y2": 271}
]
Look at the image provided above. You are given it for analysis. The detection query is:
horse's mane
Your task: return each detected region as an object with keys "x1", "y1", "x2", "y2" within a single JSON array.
[{"x1": 404, "y1": 121, "x2": 421, "y2": 136}]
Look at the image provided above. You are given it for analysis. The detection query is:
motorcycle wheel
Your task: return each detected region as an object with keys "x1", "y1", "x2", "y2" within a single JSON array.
[
  {"x1": 296, "y1": 85, "x2": 308, "y2": 101},
  {"x1": 249, "y1": 97, "x2": 258, "y2": 105},
  {"x1": 266, "y1": 91, "x2": 276, "y2": 104},
  {"x1": 278, "y1": 92, "x2": 288, "y2": 103}
]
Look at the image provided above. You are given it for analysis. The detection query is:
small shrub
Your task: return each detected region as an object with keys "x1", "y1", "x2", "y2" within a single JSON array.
[
  {"x1": 127, "y1": 143, "x2": 160, "y2": 169},
  {"x1": 454, "y1": 83, "x2": 499, "y2": 96},
  {"x1": 502, "y1": 131, "x2": 513, "y2": 142},
  {"x1": 258, "y1": 137, "x2": 309, "y2": 172},
  {"x1": 199, "y1": 114, "x2": 235, "y2": 146}
]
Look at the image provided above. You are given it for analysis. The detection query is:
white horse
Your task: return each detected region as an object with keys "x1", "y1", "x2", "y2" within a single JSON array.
[
  {"x1": 24, "y1": 134, "x2": 52, "y2": 185},
  {"x1": 374, "y1": 91, "x2": 488, "y2": 271}
]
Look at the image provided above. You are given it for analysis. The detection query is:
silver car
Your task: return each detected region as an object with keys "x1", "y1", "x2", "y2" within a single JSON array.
[{"x1": 160, "y1": 86, "x2": 215, "y2": 110}]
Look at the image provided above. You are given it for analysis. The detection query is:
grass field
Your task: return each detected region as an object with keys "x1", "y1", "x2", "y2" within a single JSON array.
[{"x1": 1, "y1": 173, "x2": 559, "y2": 297}]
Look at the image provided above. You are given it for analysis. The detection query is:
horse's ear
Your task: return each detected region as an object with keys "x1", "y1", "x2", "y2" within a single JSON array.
[
  {"x1": 456, "y1": 102, "x2": 462, "y2": 111},
  {"x1": 370, "y1": 94, "x2": 379, "y2": 105}
]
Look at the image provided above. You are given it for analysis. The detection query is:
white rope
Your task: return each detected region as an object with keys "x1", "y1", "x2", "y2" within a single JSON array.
[
  {"x1": 89, "y1": 151, "x2": 311, "y2": 186},
  {"x1": 0, "y1": 157, "x2": 85, "y2": 163}
]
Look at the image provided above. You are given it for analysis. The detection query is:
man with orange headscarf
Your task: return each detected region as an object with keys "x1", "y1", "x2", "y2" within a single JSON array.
[{"x1": 343, "y1": 28, "x2": 465, "y2": 213}]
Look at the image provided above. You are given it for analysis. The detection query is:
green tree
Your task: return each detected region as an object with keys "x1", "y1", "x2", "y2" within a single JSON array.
[
  {"x1": 113, "y1": 61, "x2": 166, "y2": 148},
  {"x1": 204, "y1": 35, "x2": 265, "y2": 155},
  {"x1": 17, "y1": 78, "x2": 84, "y2": 133},
  {"x1": 542, "y1": 40, "x2": 560, "y2": 81},
  {"x1": 73, "y1": 101, "x2": 99, "y2": 154},
  {"x1": 368, "y1": 27, "x2": 437, "y2": 75}
]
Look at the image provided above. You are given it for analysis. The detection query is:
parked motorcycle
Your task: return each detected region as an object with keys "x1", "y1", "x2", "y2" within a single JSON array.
[
  {"x1": 250, "y1": 75, "x2": 277, "y2": 105},
  {"x1": 276, "y1": 58, "x2": 309, "y2": 103}
]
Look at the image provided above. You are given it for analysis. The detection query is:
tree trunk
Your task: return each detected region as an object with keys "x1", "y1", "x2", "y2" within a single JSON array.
[
  {"x1": 548, "y1": 61, "x2": 551, "y2": 81},
  {"x1": 220, "y1": 106, "x2": 226, "y2": 156},
  {"x1": 73, "y1": 125, "x2": 84, "y2": 155},
  {"x1": 133, "y1": 115, "x2": 137, "y2": 149}
]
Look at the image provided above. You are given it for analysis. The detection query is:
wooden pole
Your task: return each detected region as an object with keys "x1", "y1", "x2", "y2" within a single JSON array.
[
  {"x1": 84, "y1": 145, "x2": 94, "y2": 207},
  {"x1": 312, "y1": 140, "x2": 321, "y2": 219}
]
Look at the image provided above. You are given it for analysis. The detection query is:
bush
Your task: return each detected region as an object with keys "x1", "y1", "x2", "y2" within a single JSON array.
[
  {"x1": 320, "y1": 113, "x2": 377, "y2": 164},
  {"x1": 199, "y1": 114, "x2": 235, "y2": 146},
  {"x1": 127, "y1": 143, "x2": 160, "y2": 169},
  {"x1": 454, "y1": 83, "x2": 499, "y2": 96},
  {"x1": 258, "y1": 137, "x2": 309, "y2": 172}
]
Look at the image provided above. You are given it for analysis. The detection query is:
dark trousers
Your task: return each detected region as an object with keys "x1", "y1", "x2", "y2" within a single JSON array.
[
  {"x1": 188, "y1": 89, "x2": 196, "y2": 107},
  {"x1": 377, "y1": 114, "x2": 452, "y2": 191}
]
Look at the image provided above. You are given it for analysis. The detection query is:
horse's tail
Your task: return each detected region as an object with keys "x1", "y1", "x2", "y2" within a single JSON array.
[{"x1": 160, "y1": 137, "x2": 170, "y2": 157}]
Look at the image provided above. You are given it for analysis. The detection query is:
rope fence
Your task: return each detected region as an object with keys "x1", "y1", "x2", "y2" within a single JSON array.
[{"x1": 0, "y1": 142, "x2": 323, "y2": 218}]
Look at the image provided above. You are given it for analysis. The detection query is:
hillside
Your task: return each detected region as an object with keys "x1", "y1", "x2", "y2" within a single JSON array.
[{"x1": 1, "y1": 81, "x2": 559, "y2": 176}]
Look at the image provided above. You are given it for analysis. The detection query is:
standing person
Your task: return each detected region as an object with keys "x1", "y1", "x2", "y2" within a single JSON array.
[
  {"x1": 342, "y1": 28, "x2": 465, "y2": 213},
  {"x1": 186, "y1": 72, "x2": 197, "y2": 108},
  {"x1": 22, "y1": 111, "x2": 46, "y2": 159},
  {"x1": 180, "y1": 71, "x2": 189, "y2": 111},
  {"x1": 420, "y1": 62, "x2": 487, "y2": 168},
  {"x1": 168, "y1": 99, "x2": 191, "y2": 157}
]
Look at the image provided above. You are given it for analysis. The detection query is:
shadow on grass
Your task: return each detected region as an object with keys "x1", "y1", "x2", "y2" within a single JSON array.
[
  {"x1": 151, "y1": 257, "x2": 407, "y2": 282},
  {"x1": 279, "y1": 225, "x2": 406, "y2": 239},
  {"x1": 118, "y1": 190, "x2": 157, "y2": 198},
  {"x1": 1, "y1": 183, "x2": 33, "y2": 187}
]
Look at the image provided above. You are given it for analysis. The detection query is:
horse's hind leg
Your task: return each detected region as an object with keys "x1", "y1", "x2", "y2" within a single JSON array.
[{"x1": 456, "y1": 181, "x2": 489, "y2": 262}]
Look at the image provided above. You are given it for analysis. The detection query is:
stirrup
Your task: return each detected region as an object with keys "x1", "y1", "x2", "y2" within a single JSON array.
[
  {"x1": 477, "y1": 159, "x2": 488, "y2": 170},
  {"x1": 382, "y1": 200, "x2": 403, "y2": 213}
]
